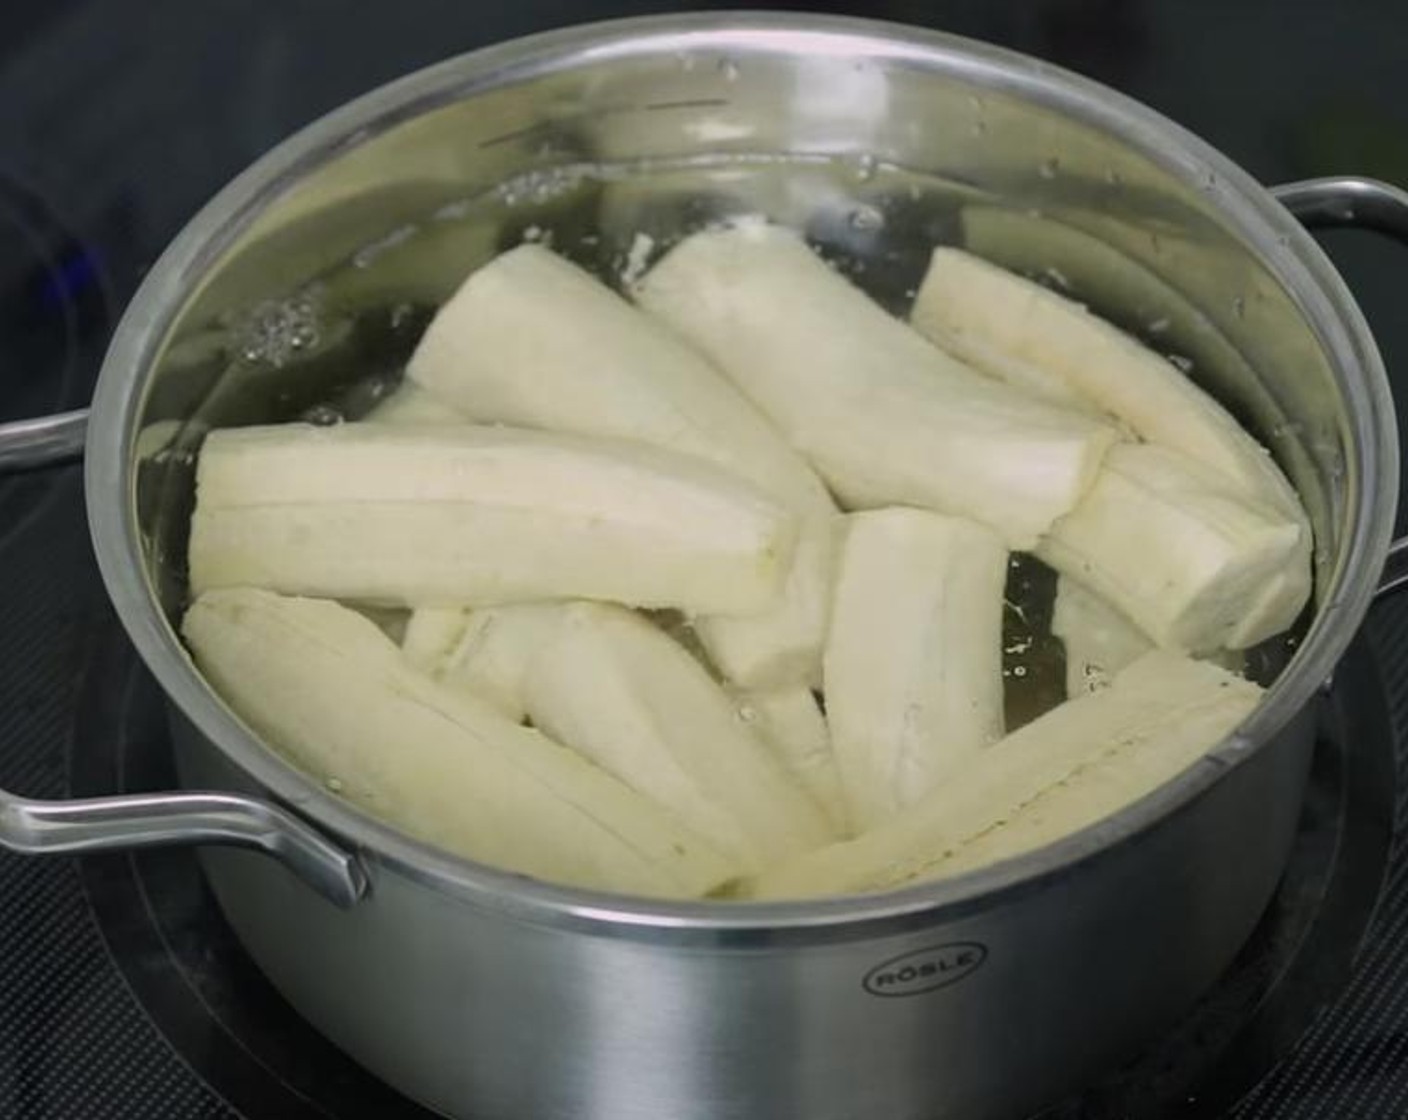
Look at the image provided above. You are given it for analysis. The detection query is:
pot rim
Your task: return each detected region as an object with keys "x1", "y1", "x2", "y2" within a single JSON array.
[{"x1": 86, "y1": 10, "x2": 1398, "y2": 938}]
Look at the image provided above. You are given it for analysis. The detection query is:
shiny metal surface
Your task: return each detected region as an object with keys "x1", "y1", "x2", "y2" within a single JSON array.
[
  {"x1": 0, "y1": 785, "x2": 365, "y2": 907},
  {"x1": 1378, "y1": 538, "x2": 1408, "y2": 599},
  {"x1": 0, "y1": 408, "x2": 88, "y2": 470},
  {"x1": 1274, "y1": 175, "x2": 1408, "y2": 239},
  {"x1": 1271, "y1": 176, "x2": 1408, "y2": 602},
  {"x1": 0, "y1": 12, "x2": 1396, "y2": 1120}
]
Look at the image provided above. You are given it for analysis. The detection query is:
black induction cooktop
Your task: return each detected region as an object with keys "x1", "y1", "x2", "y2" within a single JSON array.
[{"x1": 4, "y1": 2, "x2": 1408, "y2": 1118}]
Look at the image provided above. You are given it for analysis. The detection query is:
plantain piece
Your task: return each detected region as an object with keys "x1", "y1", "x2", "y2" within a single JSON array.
[
  {"x1": 1052, "y1": 574, "x2": 1153, "y2": 697},
  {"x1": 364, "y1": 382, "x2": 466, "y2": 424},
  {"x1": 406, "y1": 242, "x2": 839, "y2": 689},
  {"x1": 910, "y1": 246, "x2": 1301, "y2": 513},
  {"x1": 748, "y1": 650, "x2": 1261, "y2": 899},
  {"x1": 916, "y1": 320, "x2": 1099, "y2": 413},
  {"x1": 734, "y1": 684, "x2": 849, "y2": 835},
  {"x1": 825, "y1": 509, "x2": 1007, "y2": 829},
  {"x1": 400, "y1": 606, "x2": 469, "y2": 671},
  {"x1": 1036, "y1": 444, "x2": 1304, "y2": 653},
  {"x1": 1224, "y1": 555, "x2": 1312, "y2": 651},
  {"x1": 183, "y1": 588, "x2": 738, "y2": 898},
  {"x1": 912, "y1": 245, "x2": 1313, "y2": 647},
  {"x1": 952, "y1": 203, "x2": 1310, "y2": 505},
  {"x1": 632, "y1": 221, "x2": 1119, "y2": 550},
  {"x1": 188, "y1": 422, "x2": 798, "y2": 615},
  {"x1": 522, "y1": 602, "x2": 836, "y2": 870},
  {"x1": 402, "y1": 602, "x2": 563, "y2": 722},
  {"x1": 363, "y1": 384, "x2": 502, "y2": 676},
  {"x1": 1053, "y1": 576, "x2": 1247, "y2": 699}
]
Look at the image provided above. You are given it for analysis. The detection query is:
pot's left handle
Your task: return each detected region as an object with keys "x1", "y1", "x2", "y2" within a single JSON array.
[
  {"x1": 1, "y1": 790, "x2": 367, "y2": 907},
  {"x1": 0, "y1": 408, "x2": 89, "y2": 470},
  {"x1": 0, "y1": 411, "x2": 368, "y2": 908},
  {"x1": 1273, "y1": 177, "x2": 1408, "y2": 601}
]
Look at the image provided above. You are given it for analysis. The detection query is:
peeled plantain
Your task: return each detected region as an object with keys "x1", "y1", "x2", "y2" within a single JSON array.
[
  {"x1": 633, "y1": 222, "x2": 1120, "y2": 550},
  {"x1": 748, "y1": 650, "x2": 1262, "y2": 899},
  {"x1": 912, "y1": 245, "x2": 1311, "y2": 645},
  {"x1": 189, "y1": 422, "x2": 798, "y2": 616},
  {"x1": 401, "y1": 602, "x2": 563, "y2": 723},
  {"x1": 184, "y1": 588, "x2": 738, "y2": 898},
  {"x1": 406, "y1": 243, "x2": 839, "y2": 689},
  {"x1": 824, "y1": 508, "x2": 1008, "y2": 829},
  {"x1": 1037, "y1": 444, "x2": 1304, "y2": 652},
  {"x1": 523, "y1": 602, "x2": 836, "y2": 870}
]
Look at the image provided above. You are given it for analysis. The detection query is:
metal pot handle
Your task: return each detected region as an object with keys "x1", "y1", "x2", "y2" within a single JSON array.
[
  {"x1": 1, "y1": 790, "x2": 366, "y2": 906},
  {"x1": 0, "y1": 414, "x2": 367, "y2": 907},
  {"x1": 1273, "y1": 176, "x2": 1408, "y2": 601},
  {"x1": 0, "y1": 407, "x2": 88, "y2": 470}
]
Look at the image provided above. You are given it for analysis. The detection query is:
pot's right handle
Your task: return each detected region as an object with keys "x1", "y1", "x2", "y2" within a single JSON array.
[
  {"x1": 1273, "y1": 176, "x2": 1408, "y2": 601},
  {"x1": 0, "y1": 414, "x2": 368, "y2": 908}
]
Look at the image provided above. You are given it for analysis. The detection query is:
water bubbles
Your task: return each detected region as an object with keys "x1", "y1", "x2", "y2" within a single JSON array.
[
  {"x1": 1147, "y1": 317, "x2": 1171, "y2": 334},
  {"x1": 1043, "y1": 266, "x2": 1072, "y2": 291},
  {"x1": 389, "y1": 302, "x2": 417, "y2": 330},
  {"x1": 326, "y1": 777, "x2": 345, "y2": 793},
  {"x1": 1104, "y1": 168, "x2": 1123, "y2": 186},
  {"x1": 1167, "y1": 353, "x2": 1195, "y2": 373},
  {"x1": 495, "y1": 165, "x2": 586, "y2": 207},
  {"x1": 300, "y1": 404, "x2": 344, "y2": 426},
  {"x1": 967, "y1": 95, "x2": 988, "y2": 137},
  {"x1": 352, "y1": 224, "x2": 418, "y2": 270},
  {"x1": 433, "y1": 199, "x2": 470, "y2": 221},
  {"x1": 1081, "y1": 665, "x2": 1113, "y2": 692},
  {"x1": 735, "y1": 703, "x2": 758, "y2": 725},
  {"x1": 364, "y1": 377, "x2": 395, "y2": 403},
  {"x1": 848, "y1": 204, "x2": 885, "y2": 232},
  {"x1": 717, "y1": 57, "x2": 740, "y2": 82},
  {"x1": 235, "y1": 293, "x2": 322, "y2": 367},
  {"x1": 854, "y1": 153, "x2": 878, "y2": 182},
  {"x1": 1038, "y1": 157, "x2": 1060, "y2": 180},
  {"x1": 619, "y1": 231, "x2": 657, "y2": 287},
  {"x1": 1232, "y1": 295, "x2": 1246, "y2": 319}
]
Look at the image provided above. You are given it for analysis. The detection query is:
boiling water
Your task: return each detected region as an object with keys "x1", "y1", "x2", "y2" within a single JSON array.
[{"x1": 166, "y1": 151, "x2": 1302, "y2": 724}]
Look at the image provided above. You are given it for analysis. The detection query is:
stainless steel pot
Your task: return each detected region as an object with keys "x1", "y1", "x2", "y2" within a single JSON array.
[{"x1": 3, "y1": 14, "x2": 1407, "y2": 1120}]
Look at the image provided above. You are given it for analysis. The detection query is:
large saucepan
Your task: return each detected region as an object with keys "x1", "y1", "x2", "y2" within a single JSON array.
[{"x1": 3, "y1": 14, "x2": 1407, "y2": 1119}]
